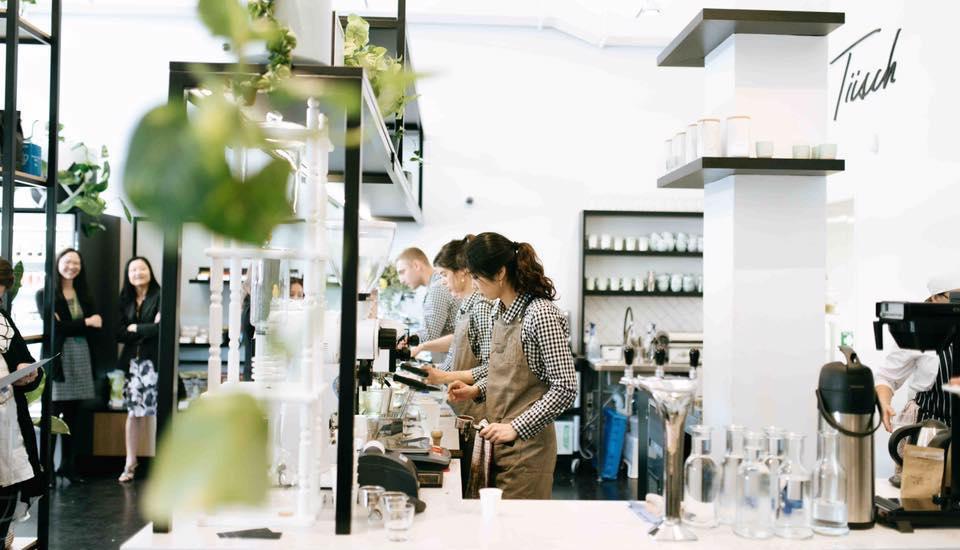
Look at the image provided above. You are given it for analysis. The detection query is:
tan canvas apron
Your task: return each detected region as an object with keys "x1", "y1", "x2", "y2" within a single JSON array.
[
  {"x1": 486, "y1": 309, "x2": 557, "y2": 499},
  {"x1": 449, "y1": 313, "x2": 486, "y2": 419}
]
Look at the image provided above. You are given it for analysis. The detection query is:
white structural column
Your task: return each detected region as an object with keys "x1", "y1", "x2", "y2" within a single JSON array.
[{"x1": 701, "y1": 34, "x2": 829, "y2": 456}]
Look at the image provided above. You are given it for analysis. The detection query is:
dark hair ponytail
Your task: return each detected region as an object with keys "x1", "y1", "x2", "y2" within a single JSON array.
[
  {"x1": 465, "y1": 232, "x2": 557, "y2": 300},
  {"x1": 433, "y1": 234, "x2": 475, "y2": 271}
]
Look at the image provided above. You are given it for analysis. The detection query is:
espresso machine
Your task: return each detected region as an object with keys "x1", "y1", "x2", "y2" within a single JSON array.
[{"x1": 874, "y1": 300, "x2": 960, "y2": 530}]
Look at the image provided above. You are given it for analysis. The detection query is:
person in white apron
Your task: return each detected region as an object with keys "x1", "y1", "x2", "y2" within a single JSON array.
[
  {"x1": 0, "y1": 258, "x2": 45, "y2": 547},
  {"x1": 448, "y1": 233, "x2": 576, "y2": 499}
]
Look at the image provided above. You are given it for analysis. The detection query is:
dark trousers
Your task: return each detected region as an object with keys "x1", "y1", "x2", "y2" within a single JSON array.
[
  {"x1": 53, "y1": 400, "x2": 81, "y2": 476},
  {"x1": 0, "y1": 486, "x2": 18, "y2": 543}
]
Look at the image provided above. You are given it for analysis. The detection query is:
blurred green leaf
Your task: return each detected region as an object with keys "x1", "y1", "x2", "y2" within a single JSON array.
[
  {"x1": 8, "y1": 261, "x2": 23, "y2": 305},
  {"x1": 120, "y1": 199, "x2": 133, "y2": 223},
  {"x1": 32, "y1": 415, "x2": 70, "y2": 436},
  {"x1": 124, "y1": 98, "x2": 293, "y2": 244},
  {"x1": 25, "y1": 374, "x2": 43, "y2": 404},
  {"x1": 344, "y1": 14, "x2": 369, "y2": 55},
  {"x1": 143, "y1": 392, "x2": 268, "y2": 522},
  {"x1": 81, "y1": 222, "x2": 107, "y2": 237}
]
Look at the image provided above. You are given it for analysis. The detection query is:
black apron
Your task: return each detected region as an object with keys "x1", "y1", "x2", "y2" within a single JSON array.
[{"x1": 915, "y1": 344, "x2": 954, "y2": 427}]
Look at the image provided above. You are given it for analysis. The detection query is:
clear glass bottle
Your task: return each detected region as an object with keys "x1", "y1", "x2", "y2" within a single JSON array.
[
  {"x1": 812, "y1": 428, "x2": 849, "y2": 536},
  {"x1": 718, "y1": 424, "x2": 745, "y2": 525},
  {"x1": 774, "y1": 432, "x2": 813, "y2": 539},
  {"x1": 762, "y1": 426, "x2": 786, "y2": 478},
  {"x1": 734, "y1": 432, "x2": 773, "y2": 539},
  {"x1": 683, "y1": 425, "x2": 720, "y2": 528}
]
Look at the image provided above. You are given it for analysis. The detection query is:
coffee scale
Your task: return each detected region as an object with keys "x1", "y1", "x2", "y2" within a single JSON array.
[{"x1": 874, "y1": 299, "x2": 960, "y2": 531}]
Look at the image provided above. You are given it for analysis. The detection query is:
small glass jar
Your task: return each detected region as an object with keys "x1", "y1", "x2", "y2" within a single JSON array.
[
  {"x1": 718, "y1": 424, "x2": 745, "y2": 525},
  {"x1": 734, "y1": 432, "x2": 773, "y2": 539},
  {"x1": 683, "y1": 425, "x2": 720, "y2": 528},
  {"x1": 812, "y1": 428, "x2": 849, "y2": 536},
  {"x1": 774, "y1": 433, "x2": 813, "y2": 539}
]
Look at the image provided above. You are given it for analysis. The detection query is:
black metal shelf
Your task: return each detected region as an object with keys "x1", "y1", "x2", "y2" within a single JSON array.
[
  {"x1": 0, "y1": 168, "x2": 49, "y2": 188},
  {"x1": 658, "y1": 157, "x2": 845, "y2": 189},
  {"x1": 169, "y1": 62, "x2": 423, "y2": 223},
  {"x1": 657, "y1": 9, "x2": 844, "y2": 67},
  {"x1": 584, "y1": 248, "x2": 702, "y2": 258},
  {"x1": 0, "y1": 9, "x2": 52, "y2": 45},
  {"x1": 582, "y1": 209, "x2": 703, "y2": 218},
  {"x1": 585, "y1": 290, "x2": 702, "y2": 298}
]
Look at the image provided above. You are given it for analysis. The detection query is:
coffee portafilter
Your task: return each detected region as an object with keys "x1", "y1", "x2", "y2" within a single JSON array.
[{"x1": 816, "y1": 346, "x2": 882, "y2": 529}]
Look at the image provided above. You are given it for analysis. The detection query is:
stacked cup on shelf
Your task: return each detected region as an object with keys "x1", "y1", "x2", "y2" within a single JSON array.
[
  {"x1": 584, "y1": 231, "x2": 703, "y2": 294},
  {"x1": 663, "y1": 115, "x2": 839, "y2": 173}
]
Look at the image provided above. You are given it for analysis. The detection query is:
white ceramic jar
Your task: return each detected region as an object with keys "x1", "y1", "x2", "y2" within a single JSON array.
[
  {"x1": 685, "y1": 123, "x2": 698, "y2": 161},
  {"x1": 697, "y1": 118, "x2": 722, "y2": 157},
  {"x1": 725, "y1": 115, "x2": 751, "y2": 157}
]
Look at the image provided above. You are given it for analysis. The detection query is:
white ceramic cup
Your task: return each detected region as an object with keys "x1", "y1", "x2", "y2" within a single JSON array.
[
  {"x1": 673, "y1": 132, "x2": 686, "y2": 166},
  {"x1": 818, "y1": 143, "x2": 838, "y2": 159},
  {"x1": 670, "y1": 273, "x2": 683, "y2": 292},
  {"x1": 637, "y1": 236, "x2": 650, "y2": 252},
  {"x1": 756, "y1": 141, "x2": 774, "y2": 158},
  {"x1": 696, "y1": 235, "x2": 704, "y2": 252},
  {"x1": 696, "y1": 275, "x2": 704, "y2": 293},
  {"x1": 625, "y1": 237, "x2": 637, "y2": 251},
  {"x1": 620, "y1": 277, "x2": 632, "y2": 292},
  {"x1": 596, "y1": 277, "x2": 608, "y2": 291},
  {"x1": 725, "y1": 116, "x2": 751, "y2": 157},
  {"x1": 480, "y1": 488, "x2": 503, "y2": 523},
  {"x1": 792, "y1": 145, "x2": 811, "y2": 159},
  {"x1": 585, "y1": 277, "x2": 596, "y2": 291},
  {"x1": 697, "y1": 118, "x2": 722, "y2": 157},
  {"x1": 682, "y1": 274, "x2": 696, "y2": 292},
  {"x1": 811, "y1": 145, "x2": 821, "y2": 159},
  {"x1": 685, "y1": 123, "x2": 698, "y2": 161},
  {"x1": 664, "y1": 138, "x2": 674, "y2": 171},
  {"x1": 613, "y1": 237, "x2": 624, "y2": 251},
  {"x1": 587, "y1": 234, "x2": 599, "y2": 249},
  {"x1": 634, "y1": 276, "x2": 645, "y2": 292},
  {"x1": 600, "y1": 234, "x2": 612, "y2": 250},
  {"x1": 656, "y1": 274, "x2": 670, "y2": 292}
]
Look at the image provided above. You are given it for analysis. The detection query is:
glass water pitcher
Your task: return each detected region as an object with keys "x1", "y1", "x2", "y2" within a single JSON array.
[
  {"x1": 812, "y1": 428, "x2": 849, "y2": 536},
  {"x1": 774, "y1": 432, "x2": 813, "y2": 539},
  {"x1": 683, "y1": 425, "x2": 720, "y2": 528},
  {"x1": 719, "y1": 424, "x2": 745, "y2": 525},
  {"x1": 734, "y1": 432, "x2": 773, "y2": 539}
]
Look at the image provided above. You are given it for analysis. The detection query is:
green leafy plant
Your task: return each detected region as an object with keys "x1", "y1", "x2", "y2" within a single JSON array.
[
  {"x1": 26, "y1": 378, "x2": 70, "y2": 435},
  {"x1": 57, "y1": 144, "x2": 111, "y2": 236},
  {"x1": 343, "y1": 14, "x2": 418, "y2": 119}
]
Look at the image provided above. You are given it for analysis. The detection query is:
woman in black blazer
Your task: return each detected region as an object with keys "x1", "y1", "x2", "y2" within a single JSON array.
[
  {"x1": 36, "y1": 248, "x2": 101, "y2": 484},
  {"x1": 116, "y1": 256, "x2": 160, "y2": 483},
  {"x1": 0, "y1": 258, "x2": 45, "y2": 543}
]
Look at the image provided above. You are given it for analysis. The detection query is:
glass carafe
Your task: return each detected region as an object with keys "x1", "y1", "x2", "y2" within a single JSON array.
[
  {"x1": 762, "y1": 426, "x2": 786, "y2": 478},
  {"x1": 774, "y1": 432, "x2": 813, "y2": 539},
  {"x1": 812, "y1": 428, "x2": 849, "y2": 536},
  {"x1": 683, "y1": 425, "x2": 719, "y2": 528},
  {"x1": 734, "y1": 433, "x2": 773, "y2": 539},
  {"x1": 718, "y1": 424, "x2": 745, "y2": 525}
]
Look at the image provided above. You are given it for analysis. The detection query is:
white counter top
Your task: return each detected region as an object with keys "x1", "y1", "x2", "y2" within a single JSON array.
[{"x1": 124, "y1": 468, "x2": 959, "y2": 550}]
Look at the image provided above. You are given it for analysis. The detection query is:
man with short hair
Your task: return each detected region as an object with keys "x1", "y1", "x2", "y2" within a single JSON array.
[{"x1": 396, "y1": 247, "x2": 459, "y2": 363}]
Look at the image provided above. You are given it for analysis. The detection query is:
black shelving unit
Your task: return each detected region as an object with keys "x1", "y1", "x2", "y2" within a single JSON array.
[
  {"x1": 584, "y1": 248, "x2": 702, "y2": 258},
  {"x1": 2, "y1": 2, "x2": 61, "y2": 548},
  {"x1": 336, "y1": 8, "x2": 425, "y2": 217},
  {"x1": 585, "y1": 290, "x2": 703, "y2": 298},
  {"x1": 578, "y1": 209, "x2": 704, "y2": 355}
]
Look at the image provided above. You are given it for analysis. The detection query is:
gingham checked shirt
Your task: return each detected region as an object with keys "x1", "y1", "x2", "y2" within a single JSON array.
[
  {"x1": 472, "y1": 293, "x2": 577, "y2": 440},
  {"x1": 437, "y1": 291, "x2": 493, "y2": 372},
  {"x1": 416, "y1": 271, "x2": 459, "y2": 345}
]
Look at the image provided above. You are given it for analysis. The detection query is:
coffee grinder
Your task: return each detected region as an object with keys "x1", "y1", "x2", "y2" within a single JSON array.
[{"x1": 874, "y1": 300, "x2": 960, "y2": 531}]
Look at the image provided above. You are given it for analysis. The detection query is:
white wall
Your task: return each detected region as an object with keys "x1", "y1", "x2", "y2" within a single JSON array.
[
  {"x1": 826, "y1": 0, "x2": 960, "y2": 476},
  {"x1": 396, "y1": 24, "x2": 705, "y2": 327}
]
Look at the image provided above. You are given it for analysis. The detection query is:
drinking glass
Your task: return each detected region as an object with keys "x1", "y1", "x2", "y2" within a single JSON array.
[
  {"x1": 774, "y1": 433, "x2": 813, "y2": 539},
  {"x1": 385, "y1": 502, "x2": 415, "y2": 542},
  {"x1": 734, "y1": 432, "x2": 773, "y2": 539}
]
